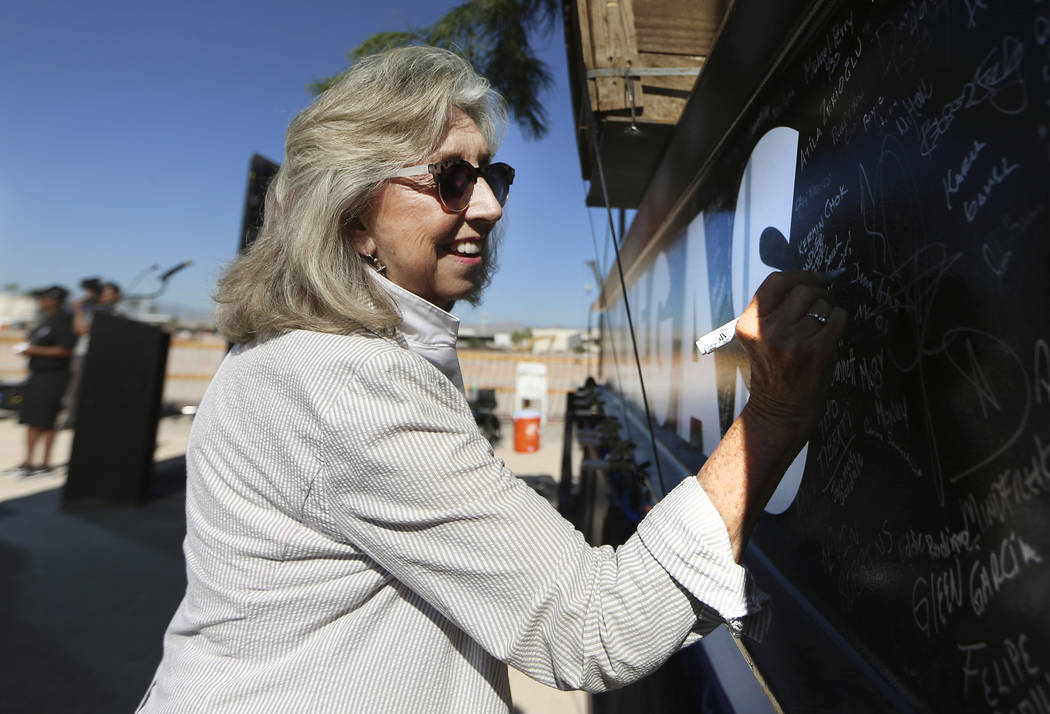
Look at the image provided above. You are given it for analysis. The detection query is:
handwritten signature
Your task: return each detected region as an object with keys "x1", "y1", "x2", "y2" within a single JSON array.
[{"x1": 920, "y1": 37, "x2": 1027, "y2": 157}]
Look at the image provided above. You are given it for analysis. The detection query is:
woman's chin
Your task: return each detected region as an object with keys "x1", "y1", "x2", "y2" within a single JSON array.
[{"x1": 443, "y1": 280, "x2": 485, "y2": 308}]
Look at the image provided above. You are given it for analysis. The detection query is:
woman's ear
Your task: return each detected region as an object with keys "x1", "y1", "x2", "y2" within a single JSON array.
[{"x1": 342, "y1": 214, "x2": 375, "y2": 256}]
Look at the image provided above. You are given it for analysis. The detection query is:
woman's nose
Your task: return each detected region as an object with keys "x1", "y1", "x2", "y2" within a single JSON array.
[{"x1": 466, "y1": 176, "x2": 503, "y2": 223}]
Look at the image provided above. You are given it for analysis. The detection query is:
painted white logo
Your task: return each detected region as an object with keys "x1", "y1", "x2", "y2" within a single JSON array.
[
  {"x1": 624, "y1": 126, "x2": 806, "y2": 515},
  {"x1": 730, "y1": 126, "x2": 805, "y2": 515}
]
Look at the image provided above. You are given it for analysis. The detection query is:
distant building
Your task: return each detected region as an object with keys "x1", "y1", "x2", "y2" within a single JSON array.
[
  {"x1": 459, "y1": 325, "x2": 593, "y2": 354},
  {"x1": 528, "y1": 328, "x2": 582, "y2": 354},
  {"x1": 0, "y1": 292, "x2": 37, "y2": 329}
]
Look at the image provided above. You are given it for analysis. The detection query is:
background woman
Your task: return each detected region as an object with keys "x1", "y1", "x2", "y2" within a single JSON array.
[
  {"x1": 7, "y1": 286, "x2": 76, "y2": 476},
  {"x1": 140, "y1": 46, "x2": 845, "y2": 713}
]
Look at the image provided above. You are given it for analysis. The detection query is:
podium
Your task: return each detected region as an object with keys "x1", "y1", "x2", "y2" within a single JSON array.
[{"x1": 63, "y1": 312, "x2": 170, "y2": 508}]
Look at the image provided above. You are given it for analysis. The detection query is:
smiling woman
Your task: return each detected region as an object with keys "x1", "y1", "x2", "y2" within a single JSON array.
[
  {"x1": 345, "y1": 110, "x2": 509, "y2": 310},
  {"x1": 212, "y1": 46, "x2": 508, "y2": 342},
  {"x1": 139, "y1": 44, "x2": 844, "y2": 714}
]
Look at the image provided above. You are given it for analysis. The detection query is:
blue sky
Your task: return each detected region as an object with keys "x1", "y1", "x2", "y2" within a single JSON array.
[{"x1": 0, "y1": 0, "x2": 612, "y2": 327}]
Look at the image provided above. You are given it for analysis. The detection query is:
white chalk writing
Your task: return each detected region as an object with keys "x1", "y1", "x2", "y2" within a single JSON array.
[
  {"x1": 942, "y1": 139, "x2": 987, "y2": 210},
  {"x1": 959, "y1": 435, "x2": 1050, "y2": 533},
  {"x1": 960, "y1": 635, "x2": 1043, "y2": 708},
  {"x1": 964, "y1": 157, "x2": 1021, "y2": 222}
]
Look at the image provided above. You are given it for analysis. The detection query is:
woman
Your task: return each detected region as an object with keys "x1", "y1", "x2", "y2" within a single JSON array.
[
  {"x1": 140, "y1": 47, "x2": 845, "y2": 713},
  {"x1": 8, "y1": 286, "x2": 76, "y2": 475}
]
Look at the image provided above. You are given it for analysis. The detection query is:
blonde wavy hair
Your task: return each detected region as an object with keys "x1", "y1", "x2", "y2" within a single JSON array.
[{"x1": 215, "y1": 46, "x2": 508, "y2": 343}]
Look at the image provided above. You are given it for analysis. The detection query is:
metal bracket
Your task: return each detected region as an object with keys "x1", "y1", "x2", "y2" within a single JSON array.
[
  {"x1": 585, "y1": 66, "x2": 702, "y2": 79},
  {"x1": 586, "y1": 66, "x2": 702, "y2": 133}
]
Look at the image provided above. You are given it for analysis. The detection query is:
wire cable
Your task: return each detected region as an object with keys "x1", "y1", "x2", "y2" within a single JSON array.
[
  {"x1": 582, "y1": 115, "x2": 669, "y2": 496},
  {"x1": 577, "y1": 85, "x2": 633, "y2": 441}
]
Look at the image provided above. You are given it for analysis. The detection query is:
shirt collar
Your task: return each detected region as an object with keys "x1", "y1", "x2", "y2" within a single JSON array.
[{"x1": 367, "y1": 270, "x2": 465, "y2": 394}]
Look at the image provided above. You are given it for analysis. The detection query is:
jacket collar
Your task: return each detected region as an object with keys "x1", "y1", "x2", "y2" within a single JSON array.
[{"x1": 367, "y1": 271, "x2": 465, "y2": 394}]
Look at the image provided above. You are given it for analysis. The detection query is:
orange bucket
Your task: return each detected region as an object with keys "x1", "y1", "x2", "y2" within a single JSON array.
[{"x1": 512, "y1": 410, "x2": 541, "y2": 453}]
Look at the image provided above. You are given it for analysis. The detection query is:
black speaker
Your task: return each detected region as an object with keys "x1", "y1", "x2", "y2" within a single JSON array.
[
  {"x1": 0, "y1": 381, "x2": 23, "y2": 412},
  {"x1": 63, "y1": 312, "x2": 170, "y2": 508},
  {"x1": 239, "y1": 153, "x2": 279, "y2": 253}
]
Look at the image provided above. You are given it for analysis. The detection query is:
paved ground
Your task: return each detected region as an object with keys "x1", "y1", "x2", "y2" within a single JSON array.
[{"x1": 0, "y1": 413, "x2": 588, "y2": 714}]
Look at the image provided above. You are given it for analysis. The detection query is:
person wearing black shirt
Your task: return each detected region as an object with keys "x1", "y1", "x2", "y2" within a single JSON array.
[
  {"x1": 9, "y1": 286, "x2": 77, "y2": 475},
  {"x1": 65, "y1": 280, "x2": 123, "y2": 429}
]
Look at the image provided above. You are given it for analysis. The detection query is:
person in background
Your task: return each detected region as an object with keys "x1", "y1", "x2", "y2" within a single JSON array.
[
  {"x1": 71, "y1": 278, "x2": 122, "y2": 338},
  {"x1": 139, "y1": 47, "x2": 846, "y2": 713},
  {"x1": 6, "y1": 286, "x2": 77, "y2": 475},
  {"x1": 99, "y1": 281, "x2": 122, "y2": 307},
  {"x1": 66, "y1": 279, "x2": 122, "y2": 427}
]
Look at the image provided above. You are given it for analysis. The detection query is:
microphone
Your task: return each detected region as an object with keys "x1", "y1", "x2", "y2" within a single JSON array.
[{"x1": 159, "y1": 260, "x2": 193, "y2": 282}]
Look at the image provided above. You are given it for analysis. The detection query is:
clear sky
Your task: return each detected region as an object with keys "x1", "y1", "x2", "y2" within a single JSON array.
[{"x1": 1, "y1": 0, "x2": 613, "y2": 328}]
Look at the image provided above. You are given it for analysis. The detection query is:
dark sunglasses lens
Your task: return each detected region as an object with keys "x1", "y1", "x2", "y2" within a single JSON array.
[
  {"x1": 435, "y1": 160, "x2": 514, "y2": 210},
  {"x1": 483, "y1": 164, "x2": 514, "y2": 206},
  {"x1": 438, "y1": 163, "x2": 475, "y2": 211}
]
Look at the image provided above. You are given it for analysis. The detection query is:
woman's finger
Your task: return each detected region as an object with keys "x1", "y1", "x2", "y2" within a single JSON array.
[
  {"x1": 774, "y1": 282, "x2": 832, "y2": 324},
  {"x1": 821, "y1": 305, "x2": 849, "y2": 343},
  {"x1": 800, "y1": 298, "x2": 834, "y2": 333},
  {"x1": 749, "y1": 270, "x2": 826, "y2": 316}
]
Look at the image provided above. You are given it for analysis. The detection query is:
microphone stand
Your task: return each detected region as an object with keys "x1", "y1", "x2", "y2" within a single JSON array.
[{"x1": 121, "y1": 260, "x2": 193, "y2": 321}]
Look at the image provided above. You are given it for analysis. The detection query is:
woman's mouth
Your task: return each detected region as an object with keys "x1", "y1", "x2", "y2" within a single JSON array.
[{"x1": 442, "y1": 240, "x2": 483, "y2": 258}]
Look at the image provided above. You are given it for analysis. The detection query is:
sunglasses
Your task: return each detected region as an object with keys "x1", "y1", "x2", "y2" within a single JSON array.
[{"x1": 390, "y1": 158, "x2": 515, "y2": 212}]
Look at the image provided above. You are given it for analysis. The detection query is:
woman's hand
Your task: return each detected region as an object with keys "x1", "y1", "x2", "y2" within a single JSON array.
[
  {"x1": 734, "y1": 270, "x2": 847, "y2": 439},
  {"x1": 698, "y1": 271, "x2": 846, "y2": 559},
  {"x1": 21, "y1": 344, "x2": 72, "y2": 358}
]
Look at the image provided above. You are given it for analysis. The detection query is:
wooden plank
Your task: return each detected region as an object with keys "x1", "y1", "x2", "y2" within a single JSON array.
[
  {"x1": 585, "y1": 0, "x2": 618, "y2": 112},
  {"x1": 633, "y1": 51, "x2": 703, "y2": 123},
  {"x1": 604, "y1": 0, "x2": 637, "y2": 66},
  {"x1": 632, "y1": 0, "x2": 731, "y2": 56},
  {"x1": 572, "y1": 0, "x2": 600, "y2": 114},
  {"x1": 577, "y1": 0, "x2": 712, "y2": 122},
  {"x1": 585, "y1": 0, "x2": 640, "y2": 115}
]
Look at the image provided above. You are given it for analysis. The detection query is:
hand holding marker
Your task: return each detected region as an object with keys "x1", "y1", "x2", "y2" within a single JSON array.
[
  {"x1": 695, "y1": 267, "x2": 848, "y2": 355},
  {"x1": 695, "y1": 224, "x2": 848, "y2": 355}
]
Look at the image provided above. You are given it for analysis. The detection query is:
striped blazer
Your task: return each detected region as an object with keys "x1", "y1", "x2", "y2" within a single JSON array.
[{"x1": 141, "y1": 315, "x2": 764, "y2": 712}]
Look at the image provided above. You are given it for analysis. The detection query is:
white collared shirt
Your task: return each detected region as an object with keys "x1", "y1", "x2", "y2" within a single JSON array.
[{"x1": 367, "y1": 269, "x2": 466, "y2": 394}]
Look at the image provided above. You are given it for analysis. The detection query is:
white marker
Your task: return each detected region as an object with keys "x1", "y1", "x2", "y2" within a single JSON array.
[
  {"x1": 695, "y1": 268, "x2": 847, "y2": 355},
  {"x1": 695, "y1": 318, "x2": 739, "y2": 355}
]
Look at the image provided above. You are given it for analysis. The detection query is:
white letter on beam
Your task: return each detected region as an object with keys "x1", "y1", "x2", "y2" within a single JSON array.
[
  {"x1": 677, "y1": 213, "x2": 722, "y2": 457},
  {"x1": 730, "y1": 126, "x2": 805, "y2": 515},
  {"x1": 649, "y1": 251, "x2": 674, "y2": 425}
]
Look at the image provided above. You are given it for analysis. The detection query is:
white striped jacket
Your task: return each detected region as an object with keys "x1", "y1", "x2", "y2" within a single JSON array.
[{"x1": 141, "y1": 292, "x2": 764, "y2": 713}]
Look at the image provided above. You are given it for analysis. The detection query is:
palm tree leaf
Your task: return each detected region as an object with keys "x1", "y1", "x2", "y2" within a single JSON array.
[{"x1": 311, "y1": 0, "x2": 560, "y2": 139}]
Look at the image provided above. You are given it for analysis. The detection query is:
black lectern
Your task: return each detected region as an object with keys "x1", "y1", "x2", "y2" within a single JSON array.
[{"x1": 63, "y1": 312, "x2": 170, "y2": 508}]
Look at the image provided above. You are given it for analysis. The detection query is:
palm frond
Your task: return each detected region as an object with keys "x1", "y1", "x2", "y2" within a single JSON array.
[{"x1": 310, "y1": 0, "x2": 559, "y2": 139}]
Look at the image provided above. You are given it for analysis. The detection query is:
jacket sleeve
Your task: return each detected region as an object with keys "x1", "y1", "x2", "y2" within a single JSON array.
[{"x1": 316, "y1": 346, "x2": 767, "y2": 692}]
